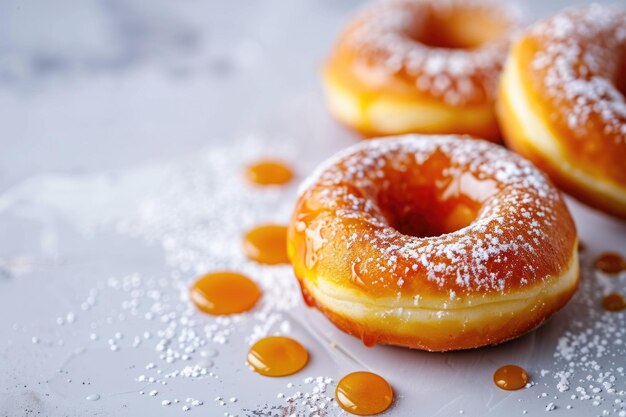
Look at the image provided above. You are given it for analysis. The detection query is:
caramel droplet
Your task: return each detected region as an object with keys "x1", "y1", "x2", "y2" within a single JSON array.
[
  {"x1": 247, "y1": 336, "x2": 308, "y2": 377},
  {"x1": 246, "y1": 160, "x2": 293, "y2": 186},
  {"x1": 595, "y1": 252, "x2": 626, "y2": 274},
  {"x1": 336, "y1": 371, "x2": 394, "y2": 416},
  {"x1": 190, "y1": 271, "x2": 261, "y2": 315},
  {"x1": 243, "y1": 224, "x2": 289, "y2": 265},
  {"x1": 602, "y1": 293, "x2": 626, "y2": 312},
  {"x1": 493, "y1": 365, "x2": 528, "y2": 390},
  {"x1": 361, "y1": 333, "x2": 377, "y2": 348}
]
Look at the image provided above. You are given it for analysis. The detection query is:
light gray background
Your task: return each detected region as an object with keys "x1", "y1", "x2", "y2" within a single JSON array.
[{"x1": 0, "y1": 1, "x2": 625, "y2": 416}]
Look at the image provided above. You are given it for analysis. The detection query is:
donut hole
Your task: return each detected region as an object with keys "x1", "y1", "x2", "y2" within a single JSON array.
[
  {"x1": 375, "y1": 153, "x2": 499, "y2": 238},
  {"x1": 416, "y1": 8, "x2": 510, "y2": 50},
  {"x1": 378, "y1": 190, "x2": 481, "y2": 238}
]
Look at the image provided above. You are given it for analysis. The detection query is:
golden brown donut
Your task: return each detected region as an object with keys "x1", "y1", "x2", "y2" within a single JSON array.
[
  {"x1": 288, "y1": 135, "x2": 579, "y2": 351},
  {"x1": 323, "y1": 0, "x2": 521, "y2": 141},
  {"x1": 498, "y1": 5, "x2": 626, "y2": 219}
]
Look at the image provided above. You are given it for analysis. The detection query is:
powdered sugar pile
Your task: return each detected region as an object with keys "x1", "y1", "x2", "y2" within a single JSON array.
[
  {"x1": 346, "y1": 0, "x2": 520, "y2": 105},
  {"x1": 530, "y1": 4, "x2": 626, "y2": 139}
]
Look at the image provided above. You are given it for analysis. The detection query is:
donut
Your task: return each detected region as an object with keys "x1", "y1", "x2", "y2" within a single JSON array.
[
  {"x1": 498, "y1": 5, "x2": 626, "y2": 219},
  {"x1": 287, "y1": 135, "x2": 579, "y2": 351},
  {"x1": 322, "y1": 0, "x2": 520, "y2": 141}
]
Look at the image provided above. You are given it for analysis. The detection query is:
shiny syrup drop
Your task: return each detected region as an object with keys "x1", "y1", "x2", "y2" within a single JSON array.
[
  {"x1": 247, "y1": 336, "x2": 308, "y2": 377},
  {"x1": 243, "y1": 224, "x2": 289, "y2": 265},
  {"x1": 245, "y1": 160, "x2": 293, "y2": 186},
  {"x1": 602, "y1": 293, "x2": 626, "y2": 312},
  {"x1": 595, "y1": 252, "x2": 626, "y2": 274},
  {"x1": 190, "y1": 271, "x2": 261, "y2": 315},
  {"x1": 361, "y1": 333, "x2": 377, "y2": 348},
  {"x1": 493, "y1": 365, "x2": 528, "y2": 390},
  {"x1": 335, "y1": 371, "x2": 393, "y2": 416}
]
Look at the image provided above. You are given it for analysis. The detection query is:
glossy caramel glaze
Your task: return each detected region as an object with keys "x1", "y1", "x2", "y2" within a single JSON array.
[
  {"x1": 498, "y1": 5, "x2": 626, "y2": 219},
  {"x1": 288, "y1": 135, "x2": 579, "y2": 351},
  {"x1": 493, "y1": 365, "x2": 529, "y2": 390},
  {"x1": 291, "y1": 136, "x2": 575, "y2": 297},
  {"x1": 323, "y1": 0, "x2": 520, "y2": 139},
  {"x1": 595, "y1": 252, "x2": 626, "y2": 274},
  {"x1": 246, "y1": 336, "x2": 308, "y2": 377},
  {"x1": 190, "y1": 271, "x2": 261, "y2": 315},
  {"x1": 243, "y1": 224, "x2": 289, "y2": 265},
  {"x1": 245, "y1": 160, "x2": 293, "y2": 186},
  {"x1": 335, "y1": 372, "x2": 393, "y2": 415}
]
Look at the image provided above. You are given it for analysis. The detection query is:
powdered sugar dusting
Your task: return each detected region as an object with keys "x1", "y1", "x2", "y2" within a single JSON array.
[
  {"x1": 530, "y1": 5, "x2": 626, "y2": 141},
  {"x1": 297, "y1": 135, "x2": 570, "y2": 295},
  {"x1": 346, "y1": 0, "x2": 521, "y2": 105},
  {"x1": 551, "y1": 252, "x2": 626, "y2": 413},
  {"x1": 0, "y1": 137, "x2": 320, "y2": 412}
]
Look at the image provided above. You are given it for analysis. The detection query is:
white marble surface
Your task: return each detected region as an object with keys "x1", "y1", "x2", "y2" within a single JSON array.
[{"x1": 0, "y1": 1, "x2": 625, "y2": 416}]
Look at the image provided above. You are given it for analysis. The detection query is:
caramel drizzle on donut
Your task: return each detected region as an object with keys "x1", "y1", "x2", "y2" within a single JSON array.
[{"x1": 292, "y1": 136, "x2": 575, "y2": 298}]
